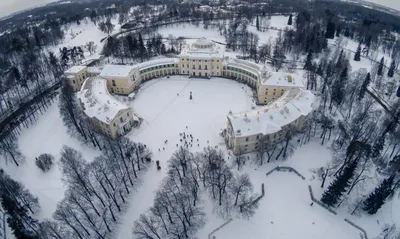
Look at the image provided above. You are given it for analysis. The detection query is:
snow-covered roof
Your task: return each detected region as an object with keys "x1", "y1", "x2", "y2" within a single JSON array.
[
  {"x1": 180, "y1": 38, "x2": 225, "y2": 60},
  {"x1": 226, "y1": 58, "x2": 262, "y2": 76},
  {"x1": 228, "y1": 88, "x2": 315, "y2": 137},
  {"x1": 137, "y1": 58, "x2": 178, "y2": 70},
  {"x1": 100, "y1": 65, "x2": 135, "y2": 78},
  {"x1": 65, "y1": 66, "x2": 87, "y2": 74},
  {"x1": 260, "y1": 72, "x2": 305, "y2": 88},
  {"x1": 87, "y1": 67, "x2": 103, "y2": 74},
  {"x1": 78, "y1": 77, "x2": 130, "y2": 124}
]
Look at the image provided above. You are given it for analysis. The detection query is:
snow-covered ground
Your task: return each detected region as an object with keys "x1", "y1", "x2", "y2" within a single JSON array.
[
  {"x1": 46, "y1": 16, "x2": 122, "y2": 61},
  {"x1": 115, "y1": 76, "x2": 257, "y2": 238},
  {"x1": 0, "y1": 98, "x2": 101, "y2": 220}
]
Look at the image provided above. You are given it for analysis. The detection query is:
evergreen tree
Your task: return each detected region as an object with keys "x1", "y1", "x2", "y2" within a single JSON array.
[
  {"x1": 331, "y1": 67, "x2": 348, "y2": 107},
  {"x1": 362, "y1": 176, "x2": 394, "y2": 214},
  {"x1": 335, "y1": 24, "x2": 341, "y2": 37},
  {"x1": 161, "y1": 44, "x2": 166, "y2": 54},
  {"x1": 304, "y1": 49, "x2": 313, "y2": 71},
  {"x1": 321, "y1": 160, "x2": 357, "y2": 207},
  {"x1": 335, "y1": 49, "x2": 344, "y2": 71},
  {"x1": 378, "y1": 57, "x2": 385, "y2": 76},
  {"x1": 325, "y1": 20, "x2": 336, "y2": 39},
  {"x1": 256, "y1": 16, "x2": 260, "y2": 31},
  {"x1": 287, "y1": 14, "x2": 293, "y2": 25},
  {"x1": 138, "y1": 33, "x2": 146, "y2": 62},
  {"x1": 358, "y1": 72, "x2": 371, "y2": 100},
  {"x1": 372, "y1": 136, "x2": 385, "y2": 158},
  {"x1": 388, "y1": 60, "x2": 395, "y2": 78},
  {"x1": 126, "y1": 35, "x2": 137, "y2": 58},
  {"x1": 354, "y1": 43, "x2": 361, "y2": 61}
]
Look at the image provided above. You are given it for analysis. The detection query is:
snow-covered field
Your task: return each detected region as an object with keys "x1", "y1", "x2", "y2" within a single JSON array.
[{"x1": 0, "y1": 99, "x2": 101, "y2": 219}]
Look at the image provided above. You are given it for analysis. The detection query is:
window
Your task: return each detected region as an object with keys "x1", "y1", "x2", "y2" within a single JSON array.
[
  {"x1": 182, "y1": 64, "x2": 184, "y2": 68},
  {"x1": 245, "y1": 137, "x2": 249, "y2": 142},
  {"x1": 187, "y1": 64, "x2": 189, "y2": 68},
  {"x1": 217, "y1": 66, "x2": 219, "y2": 69},
  {"x1": 73, "y1": 80, "x2": 76, "y2": 84},
  {"x1": 255, "y1": 146, "x2": 258, "y2": 150},
  {"x1": 256, "y1": 135, "x2": 259, "y2": 139},
  {"x1": 127, "y1": 113, "x2": 129, "y2": 116},
  {"x1": 192, "y1": 66, "x2": 195, "y2": 69},
  {"x1": 199, "y1": 65, "x2": 202, "y2": 70},
  {"x1": 120, "y1": 118, "x2": 123, "y2": 123},
  {"x1": 274, "y1": 89, "x2": 276, "y2": 91},
  {"x1": 205, "y1": 60, "x2": 207, "y2": 62},
  {"x1": 245, "y1": 144, "x2": 248, "y2": 147},
  {"x1": 217, "y1": 60, "x2": 219, "y2": 62},
  {"x1": 199, "y1": 60, "x2": 201, "y2": 62},
  {"x1": 205, "y1": 65, "x2": 208, "y2": 70},
  {"x1": 113, "y1": 123, "x2": 116, "y2": 127},
  {"x1": 112, "y1": 80, "x2": 116, "y2": 86},
  {"x1": 183, "y1": 70, "x2": 185, "y2": 74},
  {"x1": 273, "y1": 92, "x2": 276, "y2": 96}
]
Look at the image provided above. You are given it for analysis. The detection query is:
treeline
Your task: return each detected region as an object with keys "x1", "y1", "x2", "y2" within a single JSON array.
[
  {"x1": 39, "y1": 140, "x2": 151, "y2": 238},
  {"x1": 0, "y1": 169, "x2": 40, "y2": 238},
  {"x1": 133, "y1": 147, "x2": 258, "y2": 238}
]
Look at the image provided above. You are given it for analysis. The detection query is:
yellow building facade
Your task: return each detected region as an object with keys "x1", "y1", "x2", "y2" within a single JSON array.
[
  {"x1": 64, "y1": 38, "x2": 313, "y2": 142},
  {"x1": 64, "y1": 66, "x2": 88, "y2": 91}
]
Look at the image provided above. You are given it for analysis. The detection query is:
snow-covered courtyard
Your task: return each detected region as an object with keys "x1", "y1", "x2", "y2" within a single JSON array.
[{"x1": 116, "y1": 76, "x2": 257, "y2": 238}]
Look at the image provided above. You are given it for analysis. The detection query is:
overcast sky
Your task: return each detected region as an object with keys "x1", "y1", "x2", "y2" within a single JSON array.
[{"x1": 0, "y1": 0, "x2": 399, "y2": 18}]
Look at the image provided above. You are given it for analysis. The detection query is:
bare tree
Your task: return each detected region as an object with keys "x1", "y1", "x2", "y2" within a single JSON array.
[{"x1": 0, "y1": 136, "x2": 24, "y2": 166}]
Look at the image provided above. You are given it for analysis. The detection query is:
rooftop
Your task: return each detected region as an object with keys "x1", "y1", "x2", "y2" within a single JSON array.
[
  {"x1": 228, "y1": 88, "x2": 315, "y2": 137},
  {"x1": 78, "y1": 77, "x2": 130, "y2": 124},
  {"x1": 137, "y1": 58, "x2": 179, "y2": 70},
  {"x1": 180, "y1": 38, "x2": 225, "y2": 59},
  {"x1": 100, "y1": 65, "x2": 135, "y2": 78},
  {"x1": 87, "y1": 67, "x2": 103, "y2": 74},
  {"x1": 226, "y1": 58, "x2": 263, "y2": 76},
  {"x1": 65, "y1": 65, "x2": 87, "y2": 74},
  {"x1": 260, "y1": 72, "x2": 305, "y2": 88}
]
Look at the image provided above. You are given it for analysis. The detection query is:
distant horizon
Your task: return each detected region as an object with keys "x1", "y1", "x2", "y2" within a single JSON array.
[{"x1": 0, "y1": 0, "x2": 399, "y2": 18}]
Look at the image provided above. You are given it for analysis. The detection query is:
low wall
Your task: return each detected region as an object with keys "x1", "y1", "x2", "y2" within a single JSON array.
[
  {"x1": 208, "y1": 219, "x2": 233, "y2": 239},
  {"x1": 344, "y1": 218, "x2": 368, "y2": 239},
  {"x1": 265, "y1": 166, "x2": 306, "y2": 180},
  {"x1": 266, "y1": 167, "x2": 368, "y2": 239},
  {"x1": 209, "y1": 184, "x2": 265, "y2": 239},
  {"x1": 308, "y1": 185, "x2": 337, "y2": 215}
]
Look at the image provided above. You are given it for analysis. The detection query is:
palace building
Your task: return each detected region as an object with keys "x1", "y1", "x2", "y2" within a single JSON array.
[
  {"x1": 64, "y1": 38, "x2": 315, "y2": 148},
  {"x1": 77, "y1": 77, "x2": 139, "y2": 139},
  {"x1": 178, "y1": 38, "x2": 225, "y2": 78}
]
